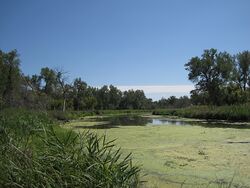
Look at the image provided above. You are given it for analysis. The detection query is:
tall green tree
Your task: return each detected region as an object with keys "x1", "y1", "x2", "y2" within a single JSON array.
[
  {"x1": 84, "y1": 87, "x2": 97, "y2": 110},
  {"x1": 40, "y1": 67, "x2": 57, "y2": 95},
  {"x1": 0, "y1": 50, "x2": 21, "y2": 107},
  {"x1": 96, "y1": 85, "x2": 110, "y2": 110},
  {"x1": 120, "y1": 90, "x2": 147, "y2": 109},
  {"x1": 236, "y1": 51, "x2": 250, "y2": 91},
  {"x1": 72, "y1": 78, "x2": 87, "y2": 110},
  {"x1": 185, "y1": 49, "x2": 234, "y2": 105},
  {"x1": 108, "y1": 85, "x2": 122, "y2": 109}
]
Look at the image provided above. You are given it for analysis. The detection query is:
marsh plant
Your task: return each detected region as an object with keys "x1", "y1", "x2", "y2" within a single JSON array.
[
  {"x1": 0, "y1": 109, "x2": 141, "y2": 187},
  {"x1": 153, "y1": 104, "x2": 250, "y2": 121}
]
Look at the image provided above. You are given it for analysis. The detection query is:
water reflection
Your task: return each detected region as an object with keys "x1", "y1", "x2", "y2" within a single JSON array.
[
  {"x1": 73, "y1": 115, "x2": 250, "y2": 129},
  {"x1": 147, "y1": 119, "x2": 188, "y2": 126},
  {"x1": 102, "y1": 115, "x2": 149, "y2": 126},
  {"x1": 74, "y1": 115, "x2": 149, "y2": 129}
]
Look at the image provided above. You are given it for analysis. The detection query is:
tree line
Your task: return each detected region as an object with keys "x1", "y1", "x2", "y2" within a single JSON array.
[
  {"x1": 1, "y1": 48, "x2": 248, "y2": 111},
  {"x1": 185, "y1": 48, "x2": 250, "y2": 105},
  {"x1": 0, "y1": 49, "x2": 191, "y2": 111}
]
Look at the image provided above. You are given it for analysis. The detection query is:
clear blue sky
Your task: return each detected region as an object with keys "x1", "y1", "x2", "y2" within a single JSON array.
[{"x1": 1, "y1": 0, "x2": 250, "y2": 99}]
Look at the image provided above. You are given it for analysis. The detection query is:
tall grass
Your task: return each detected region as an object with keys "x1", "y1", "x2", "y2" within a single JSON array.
[
  {"x1": 0, "y1": 109, "x2": 141, "y2": 187},
  {"x1": 153, "y1": 104, "x2": 250, "y2": 121}
]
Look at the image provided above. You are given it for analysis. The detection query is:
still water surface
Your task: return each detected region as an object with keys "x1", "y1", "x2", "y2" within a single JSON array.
[{"x1": 73, "y1": 115, "x2": 250, "y2": 129}]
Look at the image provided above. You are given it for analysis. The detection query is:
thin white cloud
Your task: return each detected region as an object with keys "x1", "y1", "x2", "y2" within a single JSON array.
[
  {"x1": 116, "y1": 85, "x2": 194, "y2": 94},
  {"x1": 95, "y1": 85, "x2": 195, "y2": 100}
]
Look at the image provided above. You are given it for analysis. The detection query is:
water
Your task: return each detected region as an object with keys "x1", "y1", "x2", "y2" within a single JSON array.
[
  {"x1": 147, "y1": 118, "x2": 188, "y2": 126},
  {"x1": 74, "y1": 115, "x2": 192, "y2": 129},
  {"x1": 73, "y1": 115, "x2": 250, "y2": 129}
]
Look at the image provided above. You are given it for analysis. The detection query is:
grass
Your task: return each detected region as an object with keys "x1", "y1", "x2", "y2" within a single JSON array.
[
  {"x1": 68, "y1": 118, "x2": 250, "y2": 188},
  {"x1": 153, "y1": 104, "x2": 250, "y2": 121},
  {"x1": 0, "y1": 109, "x2": 141, "y2": 187}
]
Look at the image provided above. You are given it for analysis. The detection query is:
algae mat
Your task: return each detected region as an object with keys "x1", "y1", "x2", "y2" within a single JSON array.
[{"x1": 72, "y1": 123, "x2": 250, "y2": 187}]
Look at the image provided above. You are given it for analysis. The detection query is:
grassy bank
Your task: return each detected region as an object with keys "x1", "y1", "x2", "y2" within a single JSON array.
[
  {"x1": 0, "y1": 109, "x2": 140, "y2": 187},
  {"x1": 153, "y1": 104, "x2": 250, "y2": 121}
]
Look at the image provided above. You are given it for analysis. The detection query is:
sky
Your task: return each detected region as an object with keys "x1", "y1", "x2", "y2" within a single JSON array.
[{"x1": 1, "y1": 0, "x2": 250, "y2": 100}]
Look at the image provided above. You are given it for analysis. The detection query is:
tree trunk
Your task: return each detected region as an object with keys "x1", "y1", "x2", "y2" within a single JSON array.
[{"x1": 63, "y1": 98, "x2": 66, "y2": 112}]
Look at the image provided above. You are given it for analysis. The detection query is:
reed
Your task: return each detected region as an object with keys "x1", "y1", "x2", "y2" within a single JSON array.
[{"x1": 0, "y1": 109, "x2": 140, "y2": 187}]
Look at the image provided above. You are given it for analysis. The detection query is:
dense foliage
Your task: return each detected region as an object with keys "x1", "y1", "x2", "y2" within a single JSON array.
[
  {"x1": 0, "y1": 49, "x2": 191, "y2": 111},
  {"x1": 185, "y1": 49, "x2": 250, "y2": 105},
  {"x1": 153, "y1": 104, "x2": 250, "y2": 121},
  {"x1": 0, "y1": 109, "x2": 140, "y2": 187},
  {"x1": 1, "y1": 48, "x2": 249, "y2": 113}
]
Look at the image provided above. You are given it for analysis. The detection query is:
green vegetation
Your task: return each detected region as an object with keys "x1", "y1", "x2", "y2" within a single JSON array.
[
  {"x1": 1, "y1": 48, "x2": 250, "y2": 187},
  {"x1": 153, "y1": 104, "x2": 250, "y2": 121},
  {"x1": 151, "y1": 49, "x2": 250, "y2": 122},
  {"x1": 0, "y1": 49, "x2": 246, "y2": 113},
  {"x1": 0, "y1": 109, "x2": 140, "y2": 187},
  {"x1": 68, "y1": 119, "x2": 250, "y2": 188},
  {"x1": 48, "y1": 109, "x2": 152, "y2": 122},
  {"x1": 185, "y1": 49, "x2": 250, "y2": 105},
  {"x1": 0, "y1": 50, "x2": 154, "y2": 111}
]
